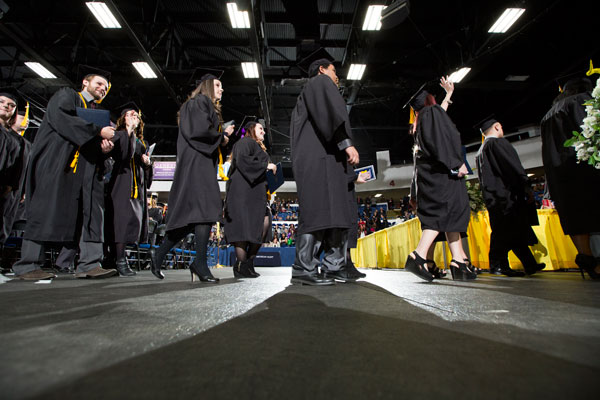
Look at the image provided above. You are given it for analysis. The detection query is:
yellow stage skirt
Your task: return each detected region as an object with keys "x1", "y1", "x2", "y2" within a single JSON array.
[{"x1": 350, "y1": 209, "x2": 577, "y2": 271}]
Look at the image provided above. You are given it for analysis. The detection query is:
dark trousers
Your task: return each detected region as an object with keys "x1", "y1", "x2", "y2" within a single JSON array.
[
  {"x1": 55, "y1": 243, "x2": 77, "y2": 270},
  {"x1": 292, "y1": 228, "x2": 348, "y2": 276},
  {"x1": 489, "y1": 230, "x2": 537, "y2": 270},
  {"x1": 13, "y1": 235, "x2": 103, "y2": 276}
]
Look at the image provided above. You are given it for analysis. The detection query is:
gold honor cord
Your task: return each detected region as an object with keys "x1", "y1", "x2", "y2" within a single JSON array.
[
  {"x1": 19, "y1": 102, "x2": 30, "y2": 135},
  {"x1": 131, "y1": 158, "x2": 139, "y2": 199},
  {"x1": 217, "y1": 124, "x2": 229, "y2": 181}
]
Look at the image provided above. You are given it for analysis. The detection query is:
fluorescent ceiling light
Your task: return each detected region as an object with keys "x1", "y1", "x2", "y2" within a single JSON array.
[
  {"x1": 227, "y1": 3, "x2": 250, "y2": 29},
  {"x1": 241, "y1": 62, "x2": 259, "y2": 79},
  {"x1": 527, "y1": 173, "x2": 534, "y2": 177},
  {"x1": 86, "y1": 2, "x2": 121, "y2": 29},
  {"x1": 24, "y1": 62, "x2": 57, "y2": 79},
  {"x1": 362, "y1": 5, "x2": 386, "y2": 31},
  {"x1": 347, "y1": 64, "x2": 366, "y2": 80},
  {"x1": 448, "y1": 67, "x2": 471, "y2": 83},
  {"x1": 374, "y1": 193, "x2": 382, "y2": 198},
  {"x1": 132, "y1": 62, "x2": 157, "y2": 79},
  {"x1": 505, "y1": 75, "x2": 529, "y2": 81},
  {"x1": 488, "y1": 8, "x2": 525, "y2": 33}
]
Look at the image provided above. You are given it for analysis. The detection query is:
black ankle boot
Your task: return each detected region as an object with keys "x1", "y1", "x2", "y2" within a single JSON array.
[
  {"x1": 575, "y1": 254, "x2": 600, "y2": 280},
  {"x1": 233, "y1": 260, "x2": 256, "y2": 278},
  {"x1": 247, "y1": 258, "x2": 260, "y2": 277},
  {"x1": 116, "y1": 258, "x2": 136, "y2": 277}
]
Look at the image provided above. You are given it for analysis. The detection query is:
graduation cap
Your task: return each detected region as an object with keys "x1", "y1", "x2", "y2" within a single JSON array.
[
  {"x1": 190, "y1": 68, "x2": 225, "y2": 87},
  {"x1": 475, "y1": 115, "x2": 499, "y2": 135},
  {"x1": 118, "y1": 101, "x2": 142, "y2": 117},
  {"x1": 77, "y1": 64, "x2": 111, "y2": 84},
  {"x1": 0, "y1": 87, "x2": 20, "y2": 107},
  {"x1": 297, "y1": 47, "x2": 335, "y2": 77},
  {"x1": 402, "y1": 82, "x2": 428, "y2": 110},
  {"x1": 308, "y1": 58, "x2": 334, "y2": 78}
]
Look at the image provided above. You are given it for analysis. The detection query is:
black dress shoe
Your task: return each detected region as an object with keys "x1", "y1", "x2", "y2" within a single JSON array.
[
  {"x1": 290, "y1": 274, "x2": 335, "y2": 286},
  {"x1": 149, "y1": 249, "x2": 164, "y2": 279},
  {"x1": 116, "y1": 259, "x2": 136, "y2": 277},
  {"x1": 490, "y1": 264, "x2": 525, "y2": 277},
  {"x1": 346, "y1": 262, "x2": 366, "y2": 279},
  {"x1": 233, "y1": 260, "x2": 256, "y2": 278},
  {"x1": 524, "y1": 263, "x2": 545, "y2": 276},
  {"x1": 324, "y1": 269, "x2": 358, "y2": 283}
]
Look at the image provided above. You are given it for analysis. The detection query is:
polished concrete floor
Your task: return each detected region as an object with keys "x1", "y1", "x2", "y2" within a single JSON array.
[{"x1": 0, "y1": 268, "x2": 598, "y2": 399}]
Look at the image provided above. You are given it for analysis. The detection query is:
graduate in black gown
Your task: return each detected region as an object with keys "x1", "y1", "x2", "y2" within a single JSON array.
[
  {"x1": 0, "y1": 89, "x2": 27, "y2": 245},
  {"x1": 8, "y1": 108, "x2": 32, "y2": 227},
  {"x1": 12, "y1": 68, "x2": 117, "y2": 280},
  {"x1": 405, "y1": 86, "x2": 475, "y2": 282},
  {"x1": 540, "y1": 77, "x2": 600, "y2": 279},
  {"x1": 105, "y1": 103, "x2": 153, "y2": 276},
  {"x1": 225, "y1": 121, "x2": 276, "y2": 278},
  {"x1": 149, "y1": 74, "x2": 234, "y2": 282},
  {"x1": 476, "y1": 117, "x2": 546, "y2": 276},
  {"x1": 289, "y1": 59, "x2": 360, "y2": 286}
]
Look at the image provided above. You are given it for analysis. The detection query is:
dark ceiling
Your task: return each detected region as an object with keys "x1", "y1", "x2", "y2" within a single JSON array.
[{"x1": 1, "y1": 0, "x2": 599, "y2": 178}]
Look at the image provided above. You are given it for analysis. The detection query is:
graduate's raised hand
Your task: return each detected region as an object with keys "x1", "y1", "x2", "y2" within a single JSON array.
[
  {"x1": 100, "y1": 126, "x2": 115, "y2": 140},
  {"x1": 100, "y1": 138, "x2": 114, "y2": 154},
  {"x1": 440, "y1": 76, "x2": 454, "y2": 93},
  {"x1": 345, "y1": 146, "x2": 359, "y2": 165}
]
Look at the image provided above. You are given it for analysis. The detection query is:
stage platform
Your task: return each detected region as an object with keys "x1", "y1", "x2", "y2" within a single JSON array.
[{"x1": 0, "y1": 269, "x2": 598, "y2": 399}]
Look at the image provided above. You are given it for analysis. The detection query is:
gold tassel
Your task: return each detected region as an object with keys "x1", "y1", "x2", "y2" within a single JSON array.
[
  {"x1": 217, "y1": 124, "x2": 228, "y2": 181},
  {"x1": 19, "y1": 102, "x2": 30, "y2": 135},
  {"x1": 409, "y1": 107, "x2": 416, "y2": 124},
  {"x1": 69, "y1": 92, "x2": 90, "y2": 173},
  {"x1": 131, "y1": 158, "x2": 139, "y2": 199},
  {"x1": 586, "y1": 59, "x2": 600, "y2": 76}
]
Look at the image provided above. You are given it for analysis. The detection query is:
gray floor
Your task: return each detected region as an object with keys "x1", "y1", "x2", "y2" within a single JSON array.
[{"x1": 0, "y1": 268, "x2": 598, "y2": 399}]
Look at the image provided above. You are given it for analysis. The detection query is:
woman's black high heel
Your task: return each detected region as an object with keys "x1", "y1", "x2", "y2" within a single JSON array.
[
  {"x1": 149, "y1": 249, "x2": 165, "y2": 280},
  {"x1": 247, "y1": 259, "x2": 260, "y2": 277},
  {"x1": 426, "y1": 259, "x2": 446, "y2": 279},
  {"x1": 190, "y1": 263, "x2": 219, "y2": 283},
  {"x1": 450, "y1": 259, "x2": 477, "y2": 281},
  {"x1": 575, "y1": 254, "x2": 600, "y2": 280},
  {"x1": 405, "y1": 251, "x2": 434, "y2": 282}
]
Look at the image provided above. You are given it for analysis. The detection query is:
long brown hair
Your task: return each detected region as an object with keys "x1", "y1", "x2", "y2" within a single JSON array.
[
  {"x1": 245, "y1": 121, "x2": 267, "y2": 152},
  {"x1": 116, "y1": 111, "x2": 145, "y2": 142},
  {"x1": 178, "y1": 79, "x2": 223, "y2": 125}
]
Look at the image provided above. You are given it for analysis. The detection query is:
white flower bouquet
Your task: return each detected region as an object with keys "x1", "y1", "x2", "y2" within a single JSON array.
[{"x1": 564, "y1": 77, "x2": 600, "y2": 169}]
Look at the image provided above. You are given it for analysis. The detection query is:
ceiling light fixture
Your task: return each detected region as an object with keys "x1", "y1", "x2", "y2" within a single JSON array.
[
  {"x1": 347, "y1": 64, "x2": 367, "y2": 80},
  {"x1": 374, "y1": 193, "x2": 382, "y2": 198},
  {"x1": 132, "y1": 62, "x2": 158, "y2": 79},
  {"x1": 488, "y1": 8, "x2": 525, "y2": 33},
  {"x1": 362, "y1": 5, "x2": 386, "y2": 31},
  {"x1": 241, "y1": 62, "x2": 259, "y2": 79},
  {"x1": 24, "y1": 62, "x2": 57, "y2": 79},
  {"x1": 448, "y1": 67, "x2": 471, "y2": 83},
  {"x1": 227, "y1": 3, "x2": 250, "y2": 29},
  {"x1": 85, "y1": 2, "x2": 121, "y2": 29}
]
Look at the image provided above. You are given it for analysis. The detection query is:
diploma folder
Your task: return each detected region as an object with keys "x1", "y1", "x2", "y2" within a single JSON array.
[
  {"x1": 76, "y1": 107, "x2": 111, "y2": 128},
  {"x1": 266, "y1": 162, "x2": 284, "y2": 193},
  {"x1": 354, "y1": 165, "x2": 376, "y2": 182}
]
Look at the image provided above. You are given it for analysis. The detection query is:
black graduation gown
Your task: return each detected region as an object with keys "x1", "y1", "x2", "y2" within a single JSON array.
[
  {"x1": 476, "y1": 137, "x2": 538, "y2": 246},
  {"x1": 290, "y1": 74, "x2": 356, "y2": 235},
  {"x1": 540, "y1": 92, "x2": 600, "y2": 235},
  {"x1": 1, "y1": 131, "x2": 30, "y2": 242},
  {"x1": 0, "y1": 126, "x2": 27, "y2": 242},
  {"x1": 105, "y1": 131, "x2": 152, "y2": 244},
  {"x1": 166, "y1": 95, "x2": 224, "y2": 231},
  {"x1": 414, "y1": 105, "x2": 469, "y2": 232},
  {"x1": 24, "y1": 88, "x2": 107, "y2": 243},
  {"x1": 224, "y1": 137, "x2": 273, "y2": 244}
]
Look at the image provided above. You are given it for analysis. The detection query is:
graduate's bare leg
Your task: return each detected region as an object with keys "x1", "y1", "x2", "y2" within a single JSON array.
[
  {"x1": 12, "y1": 239, "x2": 56, "y2": 280},
  {"x1": 446, "y1": 232, "x2": 476, "y2": 280},
  {"x1": 405, "y1": 229, "x2": 439, "y2": 281},
  {"x1": 570, "y1": 234, "x2": 600, "y2": 276}
]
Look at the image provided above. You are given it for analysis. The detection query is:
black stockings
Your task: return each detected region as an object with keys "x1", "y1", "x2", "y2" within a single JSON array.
[
  {"x1": 155, "y1": 223, "x2": 212, "y2": 275},
  {"x1": 234, "y1": 215, "x2": 270, "y2": 262}
]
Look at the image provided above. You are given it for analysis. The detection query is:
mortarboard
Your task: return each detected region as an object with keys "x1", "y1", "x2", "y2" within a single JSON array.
[
  {"x1": 0, "y1": 87, "x2": 20, "y2": 106},
  {"x1": 402, "y1": 82, "x2": 428, "y2": 110},
  {"x1": 191, "y1": 68, "x2": 225, "y2": 87},
  {"x1": 77, "y1": 64, "x2": 111, "y2": 84},
  {"x1": 308, "y1": 58, "x2": 334, "y2": 78},
  {"x1": 476, "y1": 116, "x2": 499, "y2": 135},
  {"x1": 118, "y1": 101, "x2": 141, "y2": 117}
]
